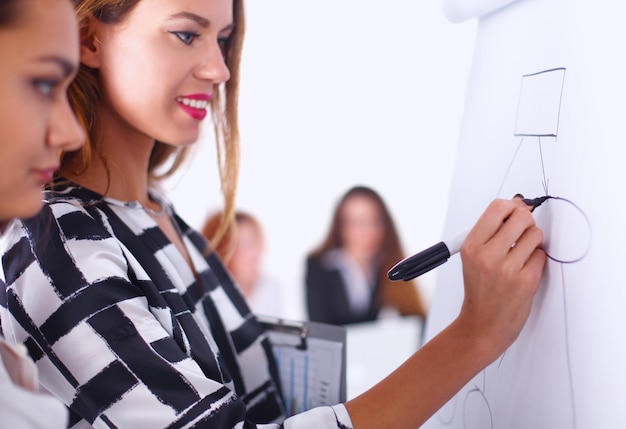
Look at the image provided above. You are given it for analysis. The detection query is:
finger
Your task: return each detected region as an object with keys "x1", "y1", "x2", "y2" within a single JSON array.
[
  {"x1": 507, "y1": 225, "x2": 544, "y2": 269},
  {"x1": 467, "y1": 199, "x2": 523, "y2": 247},
  {"x1": 519, "y1": 248, "x2": 547, "y2": 293},
  {"x1": 490, "y1": 206, "x2": 536, "y2": 251}
]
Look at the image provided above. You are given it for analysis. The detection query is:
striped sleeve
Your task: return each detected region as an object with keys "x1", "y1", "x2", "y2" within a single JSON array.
[{"x1": 0, "y1": 200, "x2": 353, "y2": 429}]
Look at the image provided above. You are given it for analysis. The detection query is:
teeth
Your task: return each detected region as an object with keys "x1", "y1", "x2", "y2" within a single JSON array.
[{"x1": 177, "y1": 97, "x2": 209, "y2": 110}]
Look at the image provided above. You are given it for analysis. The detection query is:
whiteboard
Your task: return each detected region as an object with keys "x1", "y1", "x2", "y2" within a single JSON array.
[{"x1": 423, "y1": 0, "x2": 626, "y2": 428}]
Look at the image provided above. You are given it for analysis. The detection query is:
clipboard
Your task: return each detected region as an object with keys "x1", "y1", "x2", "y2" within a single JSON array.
[{"x1": 257, "y1": 315, "x2": 347, "y2": 416}]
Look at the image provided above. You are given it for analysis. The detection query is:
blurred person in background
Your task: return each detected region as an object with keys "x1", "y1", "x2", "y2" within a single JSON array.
[
  {"x1": 203, "y1": 210, "x2": 283, "y2": 317},
  {"x1": 305, "y1": 185, "x2": 427, "y2": 326}
]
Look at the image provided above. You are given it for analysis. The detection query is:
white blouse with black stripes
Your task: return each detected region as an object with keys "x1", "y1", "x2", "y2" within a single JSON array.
[{"x1": 0, "y1": 181, "x2": 353, "y2": 429}]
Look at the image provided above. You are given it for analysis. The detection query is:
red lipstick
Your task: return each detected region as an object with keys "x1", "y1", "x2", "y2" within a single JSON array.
[{"x1": 176, "y1": 94, "x2": 211, "y2": 121}]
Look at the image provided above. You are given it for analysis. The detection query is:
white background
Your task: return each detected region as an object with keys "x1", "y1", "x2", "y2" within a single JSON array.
[{"x1": 164, "y1": 0, "x2": 477, "y2": 320}]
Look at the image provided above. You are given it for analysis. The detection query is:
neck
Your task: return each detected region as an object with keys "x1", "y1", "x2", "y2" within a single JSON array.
[
  {"x1": 60, "y1": 155, "x2": 149, "y2": 201},
  {"x1": 61, "y1": 107, "x2": 157, "y2": 206},
  {"x1": 344, "y1": 248, "x2": 376, "y2": 271}
]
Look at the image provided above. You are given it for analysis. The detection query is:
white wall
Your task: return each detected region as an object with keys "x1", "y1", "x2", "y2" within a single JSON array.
[{"x1": 163, "y1": 0, "x2": 477, "y2": 320}]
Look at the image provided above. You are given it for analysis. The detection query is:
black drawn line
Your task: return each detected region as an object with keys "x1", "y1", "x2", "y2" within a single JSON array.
[
  {"x1": 553, "y1": 68, "x2": 567, "y2": 141},
  {"x1": 543, "y1": 196, "x2": 592, "y2": 264},
  {"x1": 522, "y1": 67, "x2": 567, "y2": 77},
  {"x1": 436, "y1": 396, "x2": 457, "y2": 426},
  {"x1": 513, "y1": 67, "x2": 566, "y2": 138},
  {"x1": 514, "y1": 133, "x2": 557, "y2": 137},
  {"x1": 462, "y1": 385, "x2": 494, "y2": 429},
  {"x1": 480, "y1": 368, "x2": 487, "y2": 394},
  {"x1": 497, "y1": 350, "x2": 507, "y2": 369},
  {"x1": 561, "y1": 264, "x2": 578, "y2": 429},
  {"x1": 438, "y1": 371, "x2": 491, "y2": 427},
  {"x1": 538, "y1": 137, "x2": 550, "y2": 195},
  {"x1": 496, "y1": 137, "x2": 525, "y2": 197}
]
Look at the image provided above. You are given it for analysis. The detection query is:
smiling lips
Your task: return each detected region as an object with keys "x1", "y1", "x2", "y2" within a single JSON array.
[
  {"x1": 176, "y1": 94, "x2": 211, "y2": 120},
  {"x1": 33, "y1": 166, "x2": 58, "y2": 184}
]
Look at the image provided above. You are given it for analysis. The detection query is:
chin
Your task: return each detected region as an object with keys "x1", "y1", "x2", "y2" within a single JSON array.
[
  {"x1": 159, "y1": 131, "x2": 201, "y2": 147},
  {"x1": 179, "y1": 137, "x2": 201, "y2": 147},
  {"x1": 13, "y1": 197, "x2": 44, "y2": 221},
  {"x1": 181, "y1": 129, "x2": 203, "y2": 146}
]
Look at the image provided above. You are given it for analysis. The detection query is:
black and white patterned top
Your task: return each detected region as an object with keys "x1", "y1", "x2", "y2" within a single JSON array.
[{"x1": 0, "y1": 181, "x2": 352, "y2": 429}]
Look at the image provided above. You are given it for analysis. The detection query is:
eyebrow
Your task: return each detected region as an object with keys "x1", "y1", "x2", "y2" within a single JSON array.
[
  {"x1": 37, "y1": 56, "x2": 76, "y2": 77},
  {"x1": 168, "y1": 11, "x2": 210, "y2": 28},
  {"x1": 167, "y1": 11, "x2": 235, "y2": 33}
]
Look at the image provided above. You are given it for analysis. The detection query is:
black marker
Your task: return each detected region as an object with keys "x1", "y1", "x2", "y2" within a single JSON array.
[{"x1": 387, "y1": 196, "x2": 549, "y2": 282}]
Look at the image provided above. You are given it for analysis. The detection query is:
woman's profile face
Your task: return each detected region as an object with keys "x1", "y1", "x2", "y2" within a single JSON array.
[
  {"x1": 339, "y1": 195, "x2": 385, "y2": 260},
  {"x1": 0, "y1": 0, "x2": 83, "y2": 222},
  {"x1": 87, "y1": 0, "x2": 234, "y2": 147}
]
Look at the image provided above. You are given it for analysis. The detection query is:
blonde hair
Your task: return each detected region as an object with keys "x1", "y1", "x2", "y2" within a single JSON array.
[
  {"x1": 201, "y1": 210, "x2": 264, "y2": 262},
  {"x1": 65, "y1": 0, "x2": 245, "y2": 251}
]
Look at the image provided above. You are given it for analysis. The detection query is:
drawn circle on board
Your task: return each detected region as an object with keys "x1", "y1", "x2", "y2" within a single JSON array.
[
  {"x1": 532, "y1": 196, "x2": 591, "y2": 264},
  {"x1": 462, "y1": 388, "x2": 493, "y2": 429},
  {"x1": 436, "y1": 395, "x2": 457, "y2": 425}
]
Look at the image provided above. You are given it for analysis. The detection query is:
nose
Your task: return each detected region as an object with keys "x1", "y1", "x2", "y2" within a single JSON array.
[
  {"x1": 194, "y1": 40, "x2": 231, "y2": 84},
  {"x1": 47, "y1": 96, "x2": 85, "y2": 152}
]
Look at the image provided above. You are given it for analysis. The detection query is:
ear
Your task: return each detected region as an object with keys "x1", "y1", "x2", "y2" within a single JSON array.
[{"x1": 79, "y1": 14, "x2": 102, "y2": 69}]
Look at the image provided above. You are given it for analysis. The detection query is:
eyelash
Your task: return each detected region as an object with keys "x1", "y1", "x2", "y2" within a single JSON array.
[
  {"x1": 171, "y1": 31, "x2": 200, "y2": 45},
  {"x1": 32, "y1": 79, "x2": 58, "y2": 98},
  {"x1": 218, "y1": 36, "x2": 230, "y2": 52},
  {"x1": 170, "y1": 30, "x2": 231, "y2": 53}
]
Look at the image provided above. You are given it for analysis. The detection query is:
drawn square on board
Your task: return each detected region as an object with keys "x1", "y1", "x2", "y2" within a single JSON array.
[{"x1": 514, "y1": 68, "x2": 566, "y2": 137}]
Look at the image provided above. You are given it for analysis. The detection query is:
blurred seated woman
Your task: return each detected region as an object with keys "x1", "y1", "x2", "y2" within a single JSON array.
[
  {"x1": 203, "y1": 210, "x2": 283, "y2": 317},
  {"x1": 305, "y1": 185, "x2": 427, "y2": 325}
]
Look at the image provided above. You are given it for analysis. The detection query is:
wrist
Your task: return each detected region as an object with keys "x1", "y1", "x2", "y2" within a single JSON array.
[{"x1": 446, "y1": 316, "x2": 504, "y2": 370}]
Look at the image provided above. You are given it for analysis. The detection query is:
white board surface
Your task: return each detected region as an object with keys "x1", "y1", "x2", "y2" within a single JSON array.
[{"x1": 423, "y1": 0, "x2": 626, "y2": 428}]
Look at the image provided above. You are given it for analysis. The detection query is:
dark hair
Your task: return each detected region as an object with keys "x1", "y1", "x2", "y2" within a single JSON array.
[
  {"x1": 310, "y1": 185, "x2": 402, "y2": 262},
  {"x1": 310, "y1": 185, "x2": 427, "y2": 318},
  {"x1": 0, "y1": 0, "x2": 21, "y2": 26}
]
